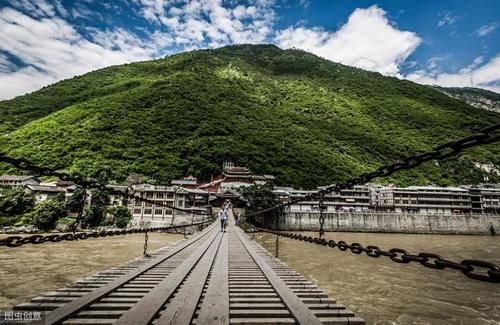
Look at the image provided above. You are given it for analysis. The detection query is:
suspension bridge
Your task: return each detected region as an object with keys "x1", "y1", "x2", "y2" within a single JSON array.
[{"x1": 0, "y1": 123, "x2": 499, "y2": 324}]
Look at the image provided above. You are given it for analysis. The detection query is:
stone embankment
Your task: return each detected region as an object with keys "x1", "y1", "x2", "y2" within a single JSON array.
[{"x1": 278, "y1": 212, "x2": 500, "y2": 235}]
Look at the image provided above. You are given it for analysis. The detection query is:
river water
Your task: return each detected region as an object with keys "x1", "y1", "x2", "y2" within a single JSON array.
[
  {"x1": 0, "y1": 233, "x2": 183, "y2": 309},
  {"x1": 255, "y1": 232, "x2": 500, "y2": 325},
  {"x1": 1, "y1": 231, "x2": 499, "y2": 324}
]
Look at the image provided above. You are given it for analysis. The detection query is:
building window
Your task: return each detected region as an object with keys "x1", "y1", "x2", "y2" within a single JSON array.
[
  {"x1": 156, "y1": 193, "x2": 164, "y2": 199},
  {"x1": 155, "y1": 209, "x2": 163, "y2": 215},
  {"x1": 145, "y1": 202, "x2": 153, "y2": 207},
  {"x1": 146, "y1": 192, "x2": 153, "y2": 198},
  {"x1": 135, "y1": 201, "x2": 142, "y2": 207},
  {"x1": 165, "y1": 209, "x2": 173, "y2": 215},
  {"x1": 144, "y1": 209, "x2": 152, "y2": 215},
  {"x1": 133, "y1": 209, "x2": 141, "y2": 214}
]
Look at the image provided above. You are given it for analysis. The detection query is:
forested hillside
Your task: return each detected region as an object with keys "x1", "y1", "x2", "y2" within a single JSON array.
[{"x1": 0, "y1": 45, "x2": 498, "y2": 188}]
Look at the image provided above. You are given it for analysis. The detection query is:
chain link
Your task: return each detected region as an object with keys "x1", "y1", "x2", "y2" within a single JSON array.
[
  {"x1": 251, "y1": 227, "x2": 500, "y2": 283},
  {"x1": 318, "y1": 192, "x2": 325, "y2": 239},
  {"x1": 0, "y1": 220, "x2": 213, "y2": 248},
  {"x1": 0, "y1": 153, "x2": 210, "y2": 216},
  {"x1": 245, "y1": 123, "x2": 500, "y2": 218},
  {"x1": 143, "y1": 231, "x2": 150, "y2": 257}
]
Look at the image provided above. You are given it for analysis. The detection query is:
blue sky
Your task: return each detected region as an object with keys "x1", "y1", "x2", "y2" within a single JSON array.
[{"x1": 0, "y1": 0, "x2": 499, "y2": 99}]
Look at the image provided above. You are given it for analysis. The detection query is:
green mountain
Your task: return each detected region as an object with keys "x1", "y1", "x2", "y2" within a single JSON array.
[
  {"x1": 0, "y1": 44, "x2": 499, "y2": 188},
  {"x1": 432, "y1": 86, "x2": 500, "y2": 114}
]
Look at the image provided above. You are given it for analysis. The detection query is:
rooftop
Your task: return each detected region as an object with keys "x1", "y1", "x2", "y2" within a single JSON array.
[{"x1": 0, "y1": 175, "x2": 37, "y2": 181}]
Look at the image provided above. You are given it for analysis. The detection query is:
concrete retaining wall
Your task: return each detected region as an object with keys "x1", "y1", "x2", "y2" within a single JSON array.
[{"x1": 279, "y1": 212, "x2": 500, "y2": 235}]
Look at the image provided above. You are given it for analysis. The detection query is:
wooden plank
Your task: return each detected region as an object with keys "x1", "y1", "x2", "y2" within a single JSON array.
[
  {"x1": 45, "y1": 223, "x2": 215, "y2": 324},
  {"x1": 156, "y1": 231, "x2": 223, "y2": 324},
  {"x1": 235, "y1": 226, "x2": 323, "y2": 325},
  {"x1": 115, "y1": 229, "x2": 220, "y2": 324},
  {"x1": 196, "y1": 230, "x2": 229, "y2": 325}
]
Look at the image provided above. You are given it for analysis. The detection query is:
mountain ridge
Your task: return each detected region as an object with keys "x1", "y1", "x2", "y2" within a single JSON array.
[{"x1": 0, "y1": 44, "x2": 499, "y2": 188}]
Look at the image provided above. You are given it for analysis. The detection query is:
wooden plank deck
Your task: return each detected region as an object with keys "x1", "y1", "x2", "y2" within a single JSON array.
[{"x1": 14, "y1": 212, "x2": 365, "y2": 324}]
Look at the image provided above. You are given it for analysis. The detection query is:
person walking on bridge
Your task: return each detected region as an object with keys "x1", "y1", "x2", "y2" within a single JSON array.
[{"x1": 219, "y1": 208, "x2": 227, "y2": 232}]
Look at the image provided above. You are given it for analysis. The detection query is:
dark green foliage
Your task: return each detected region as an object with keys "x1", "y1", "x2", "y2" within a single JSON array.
[
  {"x1": 65, "y1": 187, "x2": 85, "y2": 213},
  {"x1": 0, "y1": 44, "x2": 498, "y2": 188},
  {"x1": 0, "y1": 188, "x2": 36, "y2": 225},
  {"x1": 83, "y1": 190, "x2": 109, "y2": 227},
  {"x1": 28, "y1": 199, "x2": 68, "y2": 231},
  {"x1": 240, "y1": 184, "x2": 281, "y2": 227},
  {"x1": 107, "y1": 205, "x2": 133, "y2": 228}
]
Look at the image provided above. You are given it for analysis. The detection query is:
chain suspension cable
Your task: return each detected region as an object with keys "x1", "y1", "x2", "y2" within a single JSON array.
[
  {"x1": 0, "y1": 153, "x2": 210, "y2": 216},
  {"x1": 240, "y1": 123, "x2": 500, "y2": 284},
  {"x1": 251, "y1": 226, "x2": 500, "y2": 283},
  {"x1": 245, "y1": 123, "x2": 500, "y2": 218},
  {"x1": 318, "y1": 192, "x2": 325, "y2": 239},
  {"x1": 70, "y1": 186, "x2": 87, "y2": 236},
  {"x1": 143, "y1": 231, "x2": 150, "y2": 257},
  {"x1": 0, "y1": 220, "x2": 213, "y2": 248}
]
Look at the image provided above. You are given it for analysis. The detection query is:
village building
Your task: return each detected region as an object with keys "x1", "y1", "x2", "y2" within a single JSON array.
[
  {"x1": 466, "y1": 184, "x2": 500, "y2": 214},
  {"x1": 0, "y1": 175, "x2": 39, "y2": 188},
  {"x1": 25, "y1": 184, "x2": 66, "y2": 203},
  {"x1": 283, "y1": 186, "x2": 371, "y2": 213},
  {"x1": 375, "y1": 186, "x2": 472, "y2": 214},
  {"x1": 129, "y1": 184, "x2": 209, "y2": 226},
  {"x1": 171, "y1": 176, "x2": 199, "y2": 189},
  {"x1": 105, "y1": 185, "x2": 129, "y2": 206}
]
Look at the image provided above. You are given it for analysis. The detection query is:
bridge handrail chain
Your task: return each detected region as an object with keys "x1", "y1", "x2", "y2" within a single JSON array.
[
  {"x1": 244, "y1": 123, "x2": 500, "y2": 218},
  {"x1": 247, "y1": 225, "x2": 500, "y2": 283},
  {"x1": 0, "y1": 219, "x2": 213, "y2": 248}
]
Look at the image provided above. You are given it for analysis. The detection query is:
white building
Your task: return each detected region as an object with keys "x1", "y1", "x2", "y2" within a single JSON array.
[
  {"x1": 0, "y1": 175, "x2": 39, "y2": 188},
  {"x1": 129, "y1": 184, "x2": 209, "y2": 226},
  {"x1": 25, "y1": 184, "x2": 66, "y2": 203},
  {"x1": 373, "y1": 186, "x2": 471, "y2": 214}
]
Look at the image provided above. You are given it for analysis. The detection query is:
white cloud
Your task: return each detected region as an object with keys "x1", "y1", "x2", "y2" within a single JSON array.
[
  {"x1": 274, "y1": 5, "x2": 421, "y2": 76},
  {"x1": 437, "y1": 11, "x2": 458, "y2": 27},
  {"x1": 406, "y1": 55, "x2": 500, "y2": 93},
  {"x1": 138, "y1": 0, "x2": 276, "y2": 48},
  {"x1": 0, "y1": 7, "x2": 160, "y2": 99},
  {"x1": 474, "y1": 23, "x2": 498, "y2": 37}
]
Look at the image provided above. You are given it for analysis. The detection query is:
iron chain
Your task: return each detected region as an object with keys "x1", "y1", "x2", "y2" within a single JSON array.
[
  {"x1": 318, "y1": 192, "x2": 325, "y2": 239},
  {"x1": 0, "y1": 220, "x2": 213, "y2": 248},
  {"x1": 253, "y1": 227, "x2": 500, "y2": 283},
  {"x1": 143, "y1": 231, "x2": 150, "y2": 257},
  {"x1": 0, "y1": 153, "x2": 210, "y2": 216},
  {"x1": 245, "y1": 123, "x2": 500, "y2": 217}
]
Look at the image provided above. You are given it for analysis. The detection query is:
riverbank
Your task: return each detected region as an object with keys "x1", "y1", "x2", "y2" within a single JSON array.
[{"x1": 279, "y1": 212, "x2": 500, "y2": 235}]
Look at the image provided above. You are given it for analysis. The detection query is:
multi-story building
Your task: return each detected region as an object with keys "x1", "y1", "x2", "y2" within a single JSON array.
[
  {"x1": 199, "y1": 163, "x2": 275, "y2": 194},
  {"x1": 171, "y1": 176, "x2": 199, "y2": 189},
  {"x1": 284, "y1": 186, "x2": 371, "y2": 212},
  {"x1": 323, "y1": 186, "x2": 371, "y2": 212},
  {"x1": 372, "y1": 186, "x2": 471, "y2": 214},
  {"x1": 0, "y1": 175, "x2": 39, "y2": 188},
  {"x1": 129, "y1": 184, "x2": 209, "y2": 225},
  {"x1": 466, "y1": 184, "x2": 500, "y2": 214}
]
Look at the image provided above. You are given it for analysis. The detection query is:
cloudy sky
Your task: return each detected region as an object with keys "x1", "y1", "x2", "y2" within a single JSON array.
[{"x1": 0, "y1": 0, "x2": 499, "y2": 100}]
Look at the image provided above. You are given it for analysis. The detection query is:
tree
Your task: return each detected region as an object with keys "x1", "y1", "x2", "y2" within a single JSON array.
[
  {"x1": 82, "y1": 189, "x2": 109, "y2": 227},
  {"x1": 108, "y1": 206, "x2": 132, "y2": 228},
  {"x1": 125, "y1": 173, "x2": 145, "y2": 186},
  {"x1": 239, "y1": 185, "x2": 281, "y2": 227},
  {"x1": 65, "y1": 187, "x2": 86, "y2": 213},
  {"x1": 28, "y1": 199, "x2": 68, "y2": 231},
  {"x1": 0, "y1": 187, "x2": 35, "y2": 216}
]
